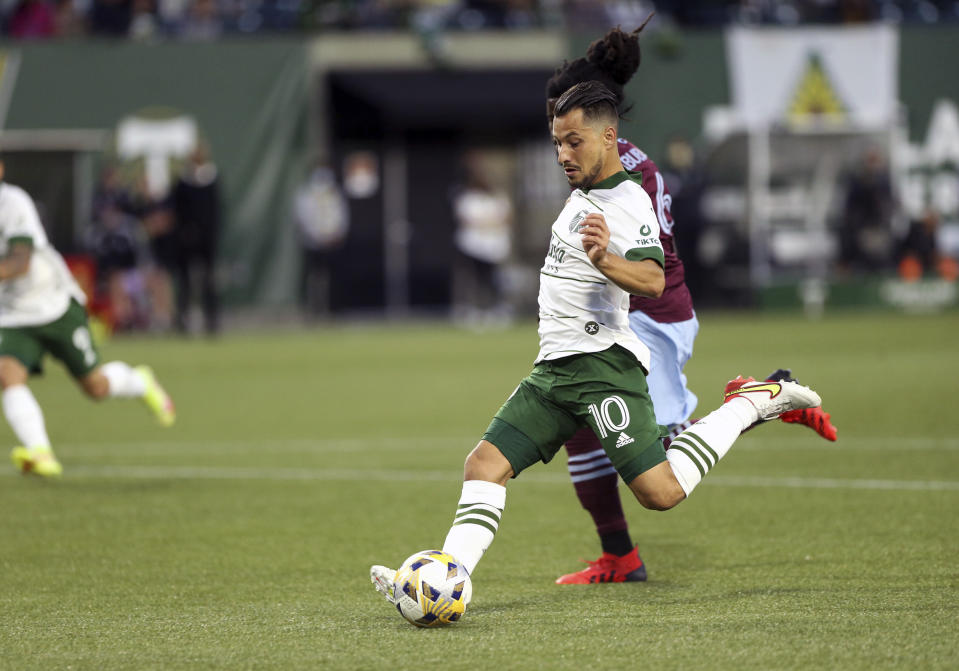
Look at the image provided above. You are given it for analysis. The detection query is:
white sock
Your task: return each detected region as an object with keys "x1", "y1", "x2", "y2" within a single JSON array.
[
  {"x1": 2, "y1": 385, "x2": 51, "y2": 448},
  {"x1": 666, "y1": 399, "x2": 759, "y2": 496},
  {"x1": 442, "y1": 480, "x2": 506, "y2": 576},
  {"x1": 101, "y1": 361, "x2": 147, "y2": 398}
]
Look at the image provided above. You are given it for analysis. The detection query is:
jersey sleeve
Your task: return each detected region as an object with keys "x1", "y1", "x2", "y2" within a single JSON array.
[
  {"x1": 613, "y1": 186, "x2": 665, "y2": 269},
  {"x1": 4, "y1": 190, "x2": 42, "y2": 245}
]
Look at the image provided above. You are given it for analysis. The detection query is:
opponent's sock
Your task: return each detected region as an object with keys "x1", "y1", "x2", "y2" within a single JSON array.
[
  {"x1": 101, "y1": 361, "x2": 148, "y2": 398},
  {"x1": 442, "y1": 480, "x2": 506, "y2": 575},
  {"x1": 599, "y1": 529, "x2": 634, "y2": 557},
  {"x1": 664, "y1": 418, "x2": 699, "y2": 449},
  {"x1": 569, "y1": 450, "x2": 628, "y2": 527},
  {"x1": 2, "y1": 385, "x2": 52, "y2": 448},
  {"x1": 667, "y1": 419, "x2": 696, "y2": 439},
  {"x1": 666, "y1": 399, "x2": 758, "y2": 496}
]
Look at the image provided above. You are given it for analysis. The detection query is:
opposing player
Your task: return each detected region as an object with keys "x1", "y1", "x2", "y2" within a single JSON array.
[
  {"x1": 0, "y1": 159, "x2": 175, "y2": 478},
  {"x1": 545, "y1": 24, "x2": 838, "y2": 584},
  {"x1": 371, "y1": 82, "x2": 823, "y2": 606}
]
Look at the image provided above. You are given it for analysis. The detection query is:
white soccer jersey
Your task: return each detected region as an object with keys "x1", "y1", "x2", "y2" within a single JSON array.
[
  {"x1": 0, "y1": 182, "x2": 86, "y2": 328},
  {"x1": 536, "y1": 171, "x2": 665, "y2": 371}
]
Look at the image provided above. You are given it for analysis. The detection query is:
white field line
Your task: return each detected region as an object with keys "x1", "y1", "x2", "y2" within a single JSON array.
[
  {"x1": 44, "y1": 435, "x2": 959, "y2": 457},
  {"x1": 4, "y1": 463, "x2": 958, "y2": 492}
]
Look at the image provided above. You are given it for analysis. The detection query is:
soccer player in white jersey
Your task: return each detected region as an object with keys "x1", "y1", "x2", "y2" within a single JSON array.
[
  {"x1": 0, "y1": 159, "x2": 175, "y2": 477},
  {"x1": 546, "y1": 23, "x2": 838, "y2": 585},
  {"x1": 370, "y1": 82, "x2": 822, "y2": 605}
]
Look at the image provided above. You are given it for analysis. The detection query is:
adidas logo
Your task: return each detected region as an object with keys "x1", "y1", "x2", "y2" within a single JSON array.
[{"x1": 615, "y1": 432, "x2": 634, "y2": 448}]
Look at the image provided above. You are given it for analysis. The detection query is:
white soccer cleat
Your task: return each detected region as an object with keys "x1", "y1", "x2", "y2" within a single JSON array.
[
  {"x1": 370, "y1": 565, "x2": 397, "y2": 604},
  {"x1": 723, "y1": 379, "x2": 821, "y2": 422}
]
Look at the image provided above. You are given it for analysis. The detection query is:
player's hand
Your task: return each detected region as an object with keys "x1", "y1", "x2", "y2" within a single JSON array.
[{"x1": 579, "y1": 213, "x2": 610, "y2": 266}]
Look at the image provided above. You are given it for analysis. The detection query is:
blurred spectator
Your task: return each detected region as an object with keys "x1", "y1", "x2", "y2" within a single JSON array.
[
  {"x1": 128, "y1": 175, "x2": 177, "y2": 331},
  {"x1": 451, "y1": 152, "x2": 513, "y2": 327},
  {"x1": 7, "y1": 0, "x2": 959, "y2": 39},
  {"x1": 128, "y1": 0, "x2": 160, "y2": 38},
  {"x1": 7, "y1": 0, "x2": 57, "y2": 38},
  {"x1": 293, "y1": 159, "x2": 348, "y2": 320},
  {"x1": 838, "y1": 146, "x2": 895, "y2": 274},
  {"x1": 179, "y1": 0, "x2": 222, "y2": 39},
  {"x1": 660, "y1": 135, "x2": 696, "y2": 199},
  {"x1": 88, "y1": 165, "x2": 149, "y2": 330},
  {"x1": 897, "y1": 207, "x2": 959, "y2": 282},
  {"x1": 156, "y1": 0, "x2": 189, "y2": 29},
  {"x1": 661, "y1": 136, "x2": 711, "y2": 304},
  {"x1": 172, "y1": 140, "x2": 221, "y2": 334},
  {"x1": 53, "y1": 0, "x2": 88, "y2": 35},
  {"x1": 89, "y1": 0, "x2": 132, "y2": 34}
]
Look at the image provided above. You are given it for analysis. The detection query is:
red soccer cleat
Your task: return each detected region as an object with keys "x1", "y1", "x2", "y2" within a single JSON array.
[
  {"x1": 781, "y1": 407, "x2": 837, "y2": 441},
  {"x1": 555, "y1": 546, "x2": 647, "y2": 584},
  {"x1": 723, "y1": 370, "x2": 837, "y2": 441}
]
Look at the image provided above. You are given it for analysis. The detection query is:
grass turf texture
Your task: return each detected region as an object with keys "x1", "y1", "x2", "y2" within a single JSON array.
[{"x1": 1, "y1": 311, "x2": 957, "y2": 670}]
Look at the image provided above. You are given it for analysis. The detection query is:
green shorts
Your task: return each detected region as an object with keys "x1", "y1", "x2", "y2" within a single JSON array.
[
  {"x1": 0, "y1": 299, "x2": 100, "y2": 379},
  {"x1": 483, "y1": 344, "x2": 667, "y2": 484}
]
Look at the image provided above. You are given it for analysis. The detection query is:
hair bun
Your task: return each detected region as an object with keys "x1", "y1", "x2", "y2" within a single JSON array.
[{"x1": 585, "y1": 28, "x2": 641, "y2": 86}]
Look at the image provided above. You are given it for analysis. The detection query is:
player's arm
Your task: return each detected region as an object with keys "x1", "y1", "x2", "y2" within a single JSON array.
[
  {"x1": 0, "y1": 239, "x2": 33, "y2": 281},
  {"x1": 579, "y1": 213, "x2": 664, "y2": 298}
]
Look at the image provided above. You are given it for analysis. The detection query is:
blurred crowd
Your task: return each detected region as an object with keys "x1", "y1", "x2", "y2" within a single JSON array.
[
  {"x1": 85, "y1": 142, "x2": 221, "y2": 334},
  {"x1": 3, "y1": 0, "x2": 959, "y2": 40}
]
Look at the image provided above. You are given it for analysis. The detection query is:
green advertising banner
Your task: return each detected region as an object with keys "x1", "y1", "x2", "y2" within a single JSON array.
[{"x1": 3, "y1": 40, "x2": 311, "y2": 307}]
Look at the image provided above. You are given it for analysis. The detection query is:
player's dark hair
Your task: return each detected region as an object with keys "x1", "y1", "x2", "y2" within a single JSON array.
[
  {"x1": 545, "y1": 15, "x2": 653, "y2": 119},
  {"x1": 553, "y1": 81, "x2": 619, "y2": 126}
]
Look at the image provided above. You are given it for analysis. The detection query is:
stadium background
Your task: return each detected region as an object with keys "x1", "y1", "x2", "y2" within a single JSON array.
[
  {"x1": 1, "y1": 18, "x2": 957, "y2": 320},
  {"x1": 1, "y1": 7, "x2": 958, "y2": 669}
]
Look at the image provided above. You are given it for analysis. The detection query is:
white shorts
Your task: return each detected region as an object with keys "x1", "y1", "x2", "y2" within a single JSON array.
[{"x1": 628, "y1": 310, "x2": 699, "y2": 427}]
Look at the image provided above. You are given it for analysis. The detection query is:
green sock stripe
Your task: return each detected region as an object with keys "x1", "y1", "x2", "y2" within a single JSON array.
[
  {"x1": 681, "y1": 431, "x2": 718, "y2": 464},
  {"x1": 671, "y1": 436, "x2": 713, "y2": 472},
  {"x1": 452, "y1": 517, "x2": 498, "y2": 535},
  {"x1": 669, "y1": 444, "x2": 706, "y2": 478},
  {"x1": 456, "y1": 503, "x2": 503, "y2": 516},
  {"x1": 454, "y1": 507, "x2": 501, "y2": 524}
]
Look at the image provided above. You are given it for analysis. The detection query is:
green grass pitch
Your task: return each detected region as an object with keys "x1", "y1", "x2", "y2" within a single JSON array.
[{"x1": 1, "y1": 311, "x2": 957, "y2": 670}]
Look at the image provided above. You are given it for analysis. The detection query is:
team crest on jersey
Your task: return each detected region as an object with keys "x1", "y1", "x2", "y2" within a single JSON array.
[
  {"x1": 584, "y1": 321, "x2": 599, "y2": 335},
  {"x1": 568, "y1": 209, "x2": 590, "y2": 233}
]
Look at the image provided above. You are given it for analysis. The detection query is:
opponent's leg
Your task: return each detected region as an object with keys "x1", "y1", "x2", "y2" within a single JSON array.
[{"x1": 556, "y1": 427, "x2": 646, "y2": 584}]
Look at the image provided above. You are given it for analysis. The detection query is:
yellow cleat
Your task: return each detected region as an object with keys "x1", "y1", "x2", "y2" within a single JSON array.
[
  {"x1": 135, "y1": 365, "x2": 176, "y2": 427},
  {"x1": 11, "y1": 445, "x2": 63, "y2": 478}
]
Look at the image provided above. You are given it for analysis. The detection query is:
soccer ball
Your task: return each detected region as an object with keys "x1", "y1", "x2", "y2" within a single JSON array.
[{"x1": 392, "y1": 550, "x2": 472, "y2": 628}]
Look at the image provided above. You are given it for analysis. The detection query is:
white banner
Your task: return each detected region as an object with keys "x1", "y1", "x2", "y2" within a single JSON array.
[{"x1": 726, "y1": 25, "x2": 898, "y2": 130}]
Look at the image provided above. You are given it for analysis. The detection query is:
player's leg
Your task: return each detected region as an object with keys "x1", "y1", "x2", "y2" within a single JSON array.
[
  {"x1": 372, "y1": 438, "x2": 513, "y2": 605},
  {"x1": 45, "y1": 299, "x2": 176, "y2": 425},
  {"x1": 0, "y1": 330, "x2": 61, "y2": 477},
  {"x1": 441, "y1": 364, "x2": 580, "y2": 580},
  {"x1": 440, "y1": 438, "x2": 513, "y2": 572},
  {"x1": 78, "y1": 363, "x2": 175, "y2": 426},
  {"x1": 630, "y1": 378, "x2": 822, "y2": 506},
  {"x1": 371, "y1": 366, "x2": 576, "y2": 604},
  {"x1": 556, "y1": 428, "x2": 646, "y2": 584}
]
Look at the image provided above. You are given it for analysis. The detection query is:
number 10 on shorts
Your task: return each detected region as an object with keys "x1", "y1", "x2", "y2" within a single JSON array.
[{"x1": 587, "y1": 396, "x2": 631, "y2": 439}]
